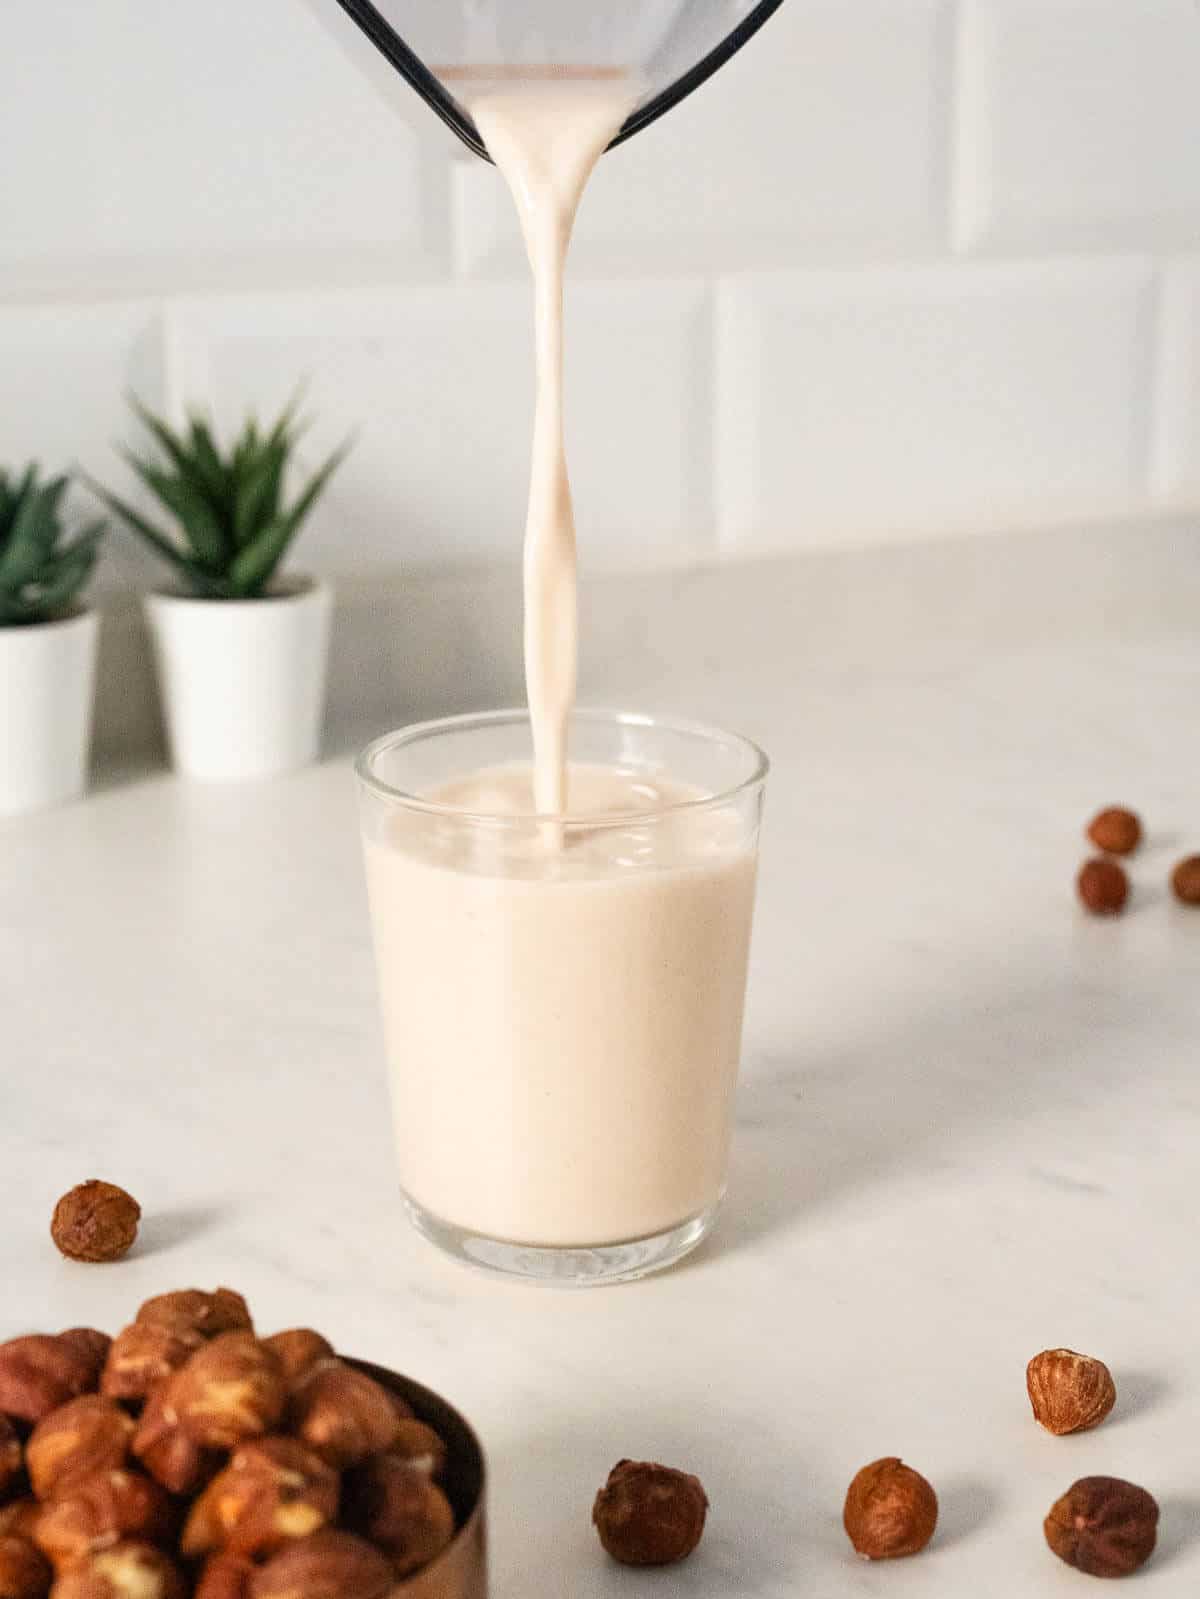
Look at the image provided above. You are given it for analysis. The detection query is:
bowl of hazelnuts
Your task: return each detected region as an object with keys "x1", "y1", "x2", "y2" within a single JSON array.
[{"x1": 0, "y1": 1288, "x2": 487, "y2": 1599}]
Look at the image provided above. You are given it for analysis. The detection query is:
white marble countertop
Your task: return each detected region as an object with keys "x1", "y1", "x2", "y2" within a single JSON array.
[{"x1": 3, "y1": 557, "x2": 1200, "y2": 1594}]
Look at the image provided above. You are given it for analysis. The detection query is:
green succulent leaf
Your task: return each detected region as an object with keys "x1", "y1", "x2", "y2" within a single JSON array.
[
  {"x1": 228, "y1": 438, "x2": 349, "y2": 597},
  {"x1": 80, "y1": 473, "x2": 223, "y2": 597},
  {"x1": 0, "y1": 464, "x2": 106, "y2": 624},
  {"x1": 121, "y1": 451, "x2": 229, "y2": 568}
]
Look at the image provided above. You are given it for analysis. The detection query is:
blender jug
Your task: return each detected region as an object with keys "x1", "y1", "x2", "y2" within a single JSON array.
[{"x1": 326, "y1": 0, "x2": 788, "y2": 158}]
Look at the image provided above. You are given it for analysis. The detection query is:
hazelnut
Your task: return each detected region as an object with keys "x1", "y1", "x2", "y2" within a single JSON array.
[
  {"x1": 50, "y1": 1186, "x2": 140, "y2": 1266},
  {"x1": 843, "y1": 1458, "x2": 938, "y2": 1560},
  {"x1": 344, "y1": 1455, "x2": 454, "y2": 1576},
  {"x1": 181, "y1": 1439, "x2": 338, "y2": 1559},
  {"x1": 131, "y1": 1388, "x2": 218, "y2": 1498},
  {"x1": 1026, "y1": 1349, "x2": 1116, "y2": 1436},
  {"x1": 0, "y1": 1339, "x2": 100, "y2": 1428},
  {"x1": 259, "y1": 1334, "x2": 333, "y2": 1393},
  {"x1": 287, "y1": 1364, "x2": 400, "y2": 1470},
  {"x1": 1171, "y1": 855, "x2": 1200, "y2": 906},
  {"x1": 592, "y1": 1460, "x2": 708, "y2": 1567},
  {"x1": 0, "y1": 1535, "x2": 51, "y2": 1599},
  {"x1": 1077, "y1": 857, "x2": 1129, "y2": 916},
  {"x1": 0, "y1": 1419, "x2": 22, "y2": 1502},
  {"x1": 1044, "y1": 1476, "x2": 1158, "y2": 1578},
  {"x1": 34, "y1": 1472, "x2": 171, "y2": 1571},
  {"x1": 193, "y1": 1555, "x2": 254, "y2": 1599},
  {"x1": 0, "y1": 1508, "x2": 42, "y2": 1546},
  {"x1": 383, "y1": 1420, "x2": 448, "y2": 1482},
  {"x1": 249, "y1": 1530, "x2": 394, "y2": 1599},
  {"x1": 49, "y1": 1541, "x2": 184, "y2": 1599},
  {"x1": 167, "y1": 1335, "x2": 285, "y2": 1452},
  {"x1": 1086, "y1": 807, "x2": 1142, "y2": 856},
  {"x1": 27, "y1": 1400, "x2": 134, "y2": 1503},
  {"x1": 54, "y1": 1338, "x2": 111, "y2": 1392},
  {"x1": 135, "y1": 1293, "x2": 252, "y2": 1341},
  {"x1": 100, "y1": 1326, "x2": 202, "y2": 1406}
]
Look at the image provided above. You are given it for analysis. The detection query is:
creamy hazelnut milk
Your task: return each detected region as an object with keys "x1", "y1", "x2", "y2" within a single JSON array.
[{"x1": 360, "y1": 79, "x2": 764, "y2": 1265}]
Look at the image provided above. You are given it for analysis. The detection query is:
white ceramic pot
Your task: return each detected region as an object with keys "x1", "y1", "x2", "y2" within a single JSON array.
[
  {"x1": 0, "y1": 610, "x2": 100, "y2": 818},
  {"x1": 145, "y1": 579, "x2": 332, "y2": 781}
]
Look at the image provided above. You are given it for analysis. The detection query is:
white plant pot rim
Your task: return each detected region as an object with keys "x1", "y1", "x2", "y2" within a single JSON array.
[
  {"x1": 145, "y1": 575, "x2": 328, "y2": 613},
  {"x1": 0, "y1": 606, "x2": 95, "y2": 637}
]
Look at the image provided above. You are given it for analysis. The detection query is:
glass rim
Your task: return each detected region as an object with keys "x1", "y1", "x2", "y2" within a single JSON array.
[{"x1": 354, "y1": 707, "x2": 769, "y2": 826}]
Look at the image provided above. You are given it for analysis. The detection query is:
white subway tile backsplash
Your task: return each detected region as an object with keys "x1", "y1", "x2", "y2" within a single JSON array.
[
  {"x1": 957, "y1": 0, "x2": 1200, "y2": 252},
  {"x1": 168, "y1": 278, "x2": 713, "y2": 573},
  {"x1": 0, "y1": 0, "x2": 441, "y2": 295},
  {"x1": 717, "y1": 259, "x2": 1156, "y2": 551},
  {"x1": 454, "y1": 0, "x2": 953, "y2": 276},
  {"x1": 1152, "y1": 257, "x2": 1200, "y2": 506}
]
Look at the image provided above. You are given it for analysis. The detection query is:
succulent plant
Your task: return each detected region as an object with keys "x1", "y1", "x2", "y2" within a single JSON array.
[
  {"x1": 87, "y1": 398, "x2": 349, "y2": 600},
  {"x1": 0, "y1": 466, "x2": 105, "y2": 626}
]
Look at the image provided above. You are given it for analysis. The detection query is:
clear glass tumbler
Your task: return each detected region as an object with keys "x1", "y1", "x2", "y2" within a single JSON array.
[{"x1": 356, "y1": 708, "x2": 767, "y2": 1286}]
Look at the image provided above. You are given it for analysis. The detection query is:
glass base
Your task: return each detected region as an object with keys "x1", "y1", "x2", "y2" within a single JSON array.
[{"x1": 402, "y1": 1193, "x2": 721, "y2": 1287}]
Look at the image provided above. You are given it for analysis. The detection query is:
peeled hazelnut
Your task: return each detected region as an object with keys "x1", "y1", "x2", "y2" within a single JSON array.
[
  {"x1": 54, "y1": 1339, "x2": 111, "y2": 1393},
  {"x1": 135, "y1": 1293, "x2": 252, "y2": 1342},
  {"x1": 1086, "y1": 807, "x2": 1142, "y2": 856},
  {"x1": 249, "y1": 1530, "x2": 394, "y2": 1599},
  {"x1": 1171, "y1": 855, "x2": 1200, "y2": 906},
  {"x1": 34, "y1": 1472, "x2": 171, "y2": 1571},
  {"x1": 260, "y1": 1334, "x2": 333, "y2": 1393},
  {"x1": 49, "y1": 1541, "x2": 185, "y2": 1599},
  {"x1": 592, "y1": 1460, "x2": 708, "y2": 1568},
  {"x1": 1045, "y1": 1476, "x2": 1158, "y2": 1578},
  {"x1": 0, "y1": 1535, "x2": 51, "y2": 1599},
  {"x1": 383, "y1": 1421, "x2": 448, "y2": 1481},
  {"x1": 194, "y1": 1555, "x2": 254, "y2": 1599},
  {"x1": 50, "y1": 1186, "x2": 140, "y2": 1266},
  {"x1": 131, "y1": 1388, "x2": 217, "y2": 1498},
  {"x1": 0, "y1": 1419, "x2": 22, "y2": 1502},
  {"x1": 100, "y1": 1326, "x2": 202, "y2": 1406},
  {"x1": 843, "y1": 1458, "x2": 938, "y2": 1560},
  {"x1": 27, "y1": 1400, "x2": 134, "y2": 1502},
  {"x1": 345, "y1": 1455, "x2": 454, "y2": 1576},
  {"x1": 181, "y1": 1438, "x2": 339, "y2": 1559},
  {"x1": 167, "y1": 1335, "x2": 285, "y2": 1452},
  {"x1": 287, "y1": 1364, "x2": 400, "y2": 1470},
  {"x1": 1026, "y1": 1349, "x2": 1116, "y2": 1436},
  {"x1": 1077, "y1": 858, "x2": 1129, "y2": 916},
  {"x1": 0, "y1": 1339, "x2": 100, "y2": 1428}
]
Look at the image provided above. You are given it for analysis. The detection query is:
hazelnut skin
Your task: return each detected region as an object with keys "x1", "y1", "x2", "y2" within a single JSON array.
[
  {"x1": 27, "y1": 1400, "x2": 134, "y2": 1501},
  {"x1": 193, "y1": 1555, "x2": 254, "y2": 1599},
  {"x1": 0, "y1": 1418, "x2": 22, "y2": 1502},
  {"x1": 592, "y1": 1460, "x2": 708, "y2": 1567},
  {"x1": 1026, "y1": 1349, "x2": 1116, "y2": 1436},
  {"x1": 54, "y1": 1337, "x2": 111, "y2": 1392},
  {"x1": 0, "y1": 1339, "x2": 100, "y2": 1429},
  {"x1": 384, "y1": 1420, "x2": 448, "y2": 1482},
  {"x1": 33, "y1": 1472, "x2": 171, "y2": 1572},
  {"x1": 0, "y1": 1507, "x2": 42, "y2": 1546},
  {"x1": 50, "y1": 1186, "x2": 140, "y2": 1266},
  {"x1": 131, "y1": 1388, "x2": 218, "y2": 1498},
  {"x1": 1077, "y1": 858, "x2": 1129, "y2": 916},
  {"x1": 1086, "y1": 808, "x2": 1142, "y2": 856},
  {"x1": 259, "y1": 1334, "x2": 333, "y2": 1392},
  {"x1": 843, "y1": 1458, "x2": 938, "y2": 1560},
  {"x1": 0, "y1": 1535, "x2": 51, "y2": 1599},
  {"x1": 135, "y1": 1292, "x2": 252, "y2": 1341},
  {"x1": 287, "y1": 1364, "x2": 401, "y2": 1470},
  {"x1": 100, "y1": 1325, "x2": 202, "y2": 1406},
  {"x1": 48, "y1": 1541, "x2": 185, "y2": 1599},
  {"x1": 1171, "y1": 856, "x2": 1200, "y2": 906},
  {"x1": 1044, "y1": 1476, "x2": 1158, "y2": 1578},
  {"x1": 344, "y1": 1455, "x2": 454, "y2": 1576},
  {"x1": 181, "y1": 1439, "x2": 339, "y2": 1559},
  {"x1": 167, "y1": 1335, "x2": 285, "y2": 1452},
  {"x1": 248, "y1": 1530, "x2": 394, "y2": 1599}
]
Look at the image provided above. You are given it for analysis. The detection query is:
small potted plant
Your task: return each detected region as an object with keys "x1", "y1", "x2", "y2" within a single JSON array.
[
  {"x1": 0, "y1": 466, "x2": 105, "y2": 817},
  {"x1": 89, "y1": 400, "x2": 348, "y2": 782}
]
